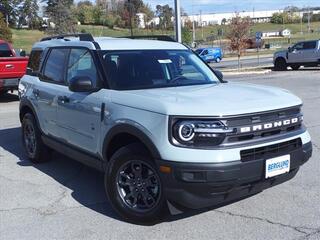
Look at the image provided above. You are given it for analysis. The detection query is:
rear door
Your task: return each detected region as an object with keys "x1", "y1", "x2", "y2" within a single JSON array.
[
  {"x1": 56, "y1": 48, "x2": 105, "y2": 154},
  {"x1": 301, "y1": 41, "x2": 319, "y2": 62}
]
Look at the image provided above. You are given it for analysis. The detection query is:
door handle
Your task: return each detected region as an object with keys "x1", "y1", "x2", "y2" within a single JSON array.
[
  {"x1": 5, "y1": 64, "x2": 14, "y2": 69},
  {"x1": 58, "y1": 96, "x2": 70, "y2": 103}
]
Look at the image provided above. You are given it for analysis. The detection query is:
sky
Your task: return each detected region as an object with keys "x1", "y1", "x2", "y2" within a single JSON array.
[{"x1": 143, "y1": 0, "x2": 319, "y2": 14}]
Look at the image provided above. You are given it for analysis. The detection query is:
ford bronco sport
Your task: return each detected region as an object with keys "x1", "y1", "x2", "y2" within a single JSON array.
[{"x1": 19, "y1": 34, "x2": 312, "y2": 223}]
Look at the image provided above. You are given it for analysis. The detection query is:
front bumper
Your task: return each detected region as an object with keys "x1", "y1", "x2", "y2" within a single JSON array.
[{"x1": 157, "y1": 141, "x2": 312, "y2": 210}]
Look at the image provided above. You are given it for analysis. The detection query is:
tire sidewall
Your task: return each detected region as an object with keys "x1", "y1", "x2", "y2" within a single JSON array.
[
  {"x1": 21, "y1": 113, "x2": 47, "y2": 162},
  {"x1": 105, "y1": 144, "x2": 166, "y2": 223}
]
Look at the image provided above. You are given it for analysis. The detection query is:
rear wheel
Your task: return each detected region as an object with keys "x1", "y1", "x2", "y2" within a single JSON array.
[
  {"x1": 291, "y1": 64, "x2": 300, "y2": 70},
  {"x1": 22, "y1": 113, "x2": 50, "y2": 163},
  {"x1": 274, "y1": 58, "x2": 287, "y2": 71},
  {"x1": 105, "y1": 143, "x2": 167, "y2": 224}
]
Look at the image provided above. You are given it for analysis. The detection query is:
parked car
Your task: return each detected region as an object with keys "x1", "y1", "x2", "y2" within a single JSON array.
[
  {"x1": 195, "y1": 47, "x2": 223, "y2": 63},
  {"x1": 19, "y1": 34, "x2": 312, "y2": 223},
  {"x1": 273, "y1": 40, "x2": 320, "y2": 71},
  {"x1": 0, "y1": 40, "x2": 28, "y2": 95}
]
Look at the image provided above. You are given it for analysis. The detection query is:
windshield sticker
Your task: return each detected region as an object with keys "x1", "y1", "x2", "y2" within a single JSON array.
[{"x1": 158, "y1": 59, "x2": 172, "y2": 64}]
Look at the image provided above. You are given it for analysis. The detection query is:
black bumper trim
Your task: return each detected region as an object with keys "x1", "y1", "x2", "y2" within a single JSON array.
[{"x1": 156, "y1": 142, "x2": 312, "y2": 210}]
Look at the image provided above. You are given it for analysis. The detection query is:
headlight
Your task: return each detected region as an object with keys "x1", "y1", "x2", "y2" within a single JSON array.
[{"x1": 171, "y1": 119, "x2": 234, "y2": 148}]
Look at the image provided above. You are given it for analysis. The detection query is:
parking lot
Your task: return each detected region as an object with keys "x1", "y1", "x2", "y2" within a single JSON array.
[{"x1": 0, "y1": 69, "x2": 319, "y2": 240}]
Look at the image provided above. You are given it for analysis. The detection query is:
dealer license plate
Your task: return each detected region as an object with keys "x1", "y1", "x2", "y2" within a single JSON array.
[{"x1": 265, "y1": 155, "x2": 290, "y2": 178}]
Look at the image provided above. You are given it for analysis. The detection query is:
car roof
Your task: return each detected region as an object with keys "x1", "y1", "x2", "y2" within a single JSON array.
[{"x1": 31, "y1": 37, "x2": 188, "y2": 51}]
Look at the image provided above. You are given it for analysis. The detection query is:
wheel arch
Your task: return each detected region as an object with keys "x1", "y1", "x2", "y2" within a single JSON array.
[
  {"x1": 102, "y1": 124, "x2": 161, "y2": 165},
  {"x1": 19, "y1": 99, "x2": 40, "y2": 126}
]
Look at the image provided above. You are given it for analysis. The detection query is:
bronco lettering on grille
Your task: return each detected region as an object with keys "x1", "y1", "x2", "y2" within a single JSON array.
[{"x1": 239, "y1": 117, "x2": 301, "y2": 133}]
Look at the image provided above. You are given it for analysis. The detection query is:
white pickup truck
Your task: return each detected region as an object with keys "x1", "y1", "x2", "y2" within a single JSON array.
[{"x1": 274, "y1": 39, "x2": 320, "y2": 70}]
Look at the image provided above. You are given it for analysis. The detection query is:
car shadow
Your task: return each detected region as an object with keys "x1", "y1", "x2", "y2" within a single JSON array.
[
  {"x1": 0, "y1": 92, "x2": 19, "y2": 103},
  {"x1": 0, "y1": 127, "x2": 257, "y2": 225}
]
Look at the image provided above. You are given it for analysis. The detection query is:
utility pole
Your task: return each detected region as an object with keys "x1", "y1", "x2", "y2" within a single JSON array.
[
  {"x1": 128, "y1": 0, "x2": 133, "y2": 37},
  {"x1": 307, "y1": 7, "x2": 311, "y2": 33},
  {"x1": 174, "y1": 0, "x2": 182, "y2": 42}
]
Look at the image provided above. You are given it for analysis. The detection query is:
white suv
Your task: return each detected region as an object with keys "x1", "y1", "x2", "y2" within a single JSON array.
[{"x1": 19, "y1": 34, "x2": 312, "y2": 223}]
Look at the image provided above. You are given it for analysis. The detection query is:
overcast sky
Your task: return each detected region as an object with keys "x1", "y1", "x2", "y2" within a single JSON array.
[{"x1": 143, "y1": 0, "x2": 319, "y2": 14}]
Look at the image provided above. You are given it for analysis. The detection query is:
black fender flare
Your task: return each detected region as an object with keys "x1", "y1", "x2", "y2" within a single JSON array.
[
  {"x1": 19, "y1": 98, "x2": 41, "y2": 128},
  {"x1": 102, "y1": 123, "x2": 161, "y2": 162}
]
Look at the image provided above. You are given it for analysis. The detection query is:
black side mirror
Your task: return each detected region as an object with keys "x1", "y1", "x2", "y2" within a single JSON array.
[
  {"x1": 213, "y1": 69, "x2": 225, "y2": 82},
  {"x1": 288, "y1": 47, "x2": 292, "y2": 52},
  {"x1": 69, "y1": 76, "x2": 93, "y2": 92},
  {"x1": 20, "y1": 50, "x2": 26, "y2": 57}
]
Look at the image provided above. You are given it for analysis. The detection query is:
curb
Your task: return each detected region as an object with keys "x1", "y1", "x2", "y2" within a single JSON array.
[{"x1": 222, "y1": 69, "x2": 272, "y2": 76}]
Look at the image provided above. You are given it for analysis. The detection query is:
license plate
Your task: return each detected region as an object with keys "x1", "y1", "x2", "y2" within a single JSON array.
[
  {"x1": 3, "y1": 79, "x2": 19, "y2": 87},
  {"x1": 265, "y1": 155, "x2": 290, "y2": 178}
]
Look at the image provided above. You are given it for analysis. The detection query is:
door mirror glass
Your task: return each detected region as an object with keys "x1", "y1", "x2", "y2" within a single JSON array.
[{"x1": 68, "y1": 76, "x2": 93, "y2": 92}]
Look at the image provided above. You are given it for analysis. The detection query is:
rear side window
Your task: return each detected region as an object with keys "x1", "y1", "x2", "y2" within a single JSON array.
[
  {"x1": 27, "y1": 50, "x2": 43, "y2": 75},
  {"x1": 303, "y1": 41, "x2": 317, "y2": 50},
  {"x1": 43, "y1": 48, "x2": 69, "y2": 84},
  {"x1": 0, "y1": 43, "x2": 13, "y2": 57}
]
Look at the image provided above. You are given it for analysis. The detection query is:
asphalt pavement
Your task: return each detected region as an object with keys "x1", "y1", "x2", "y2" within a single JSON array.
[
  {"x1": 212, "y1": 55, "x2": 273, "y2": 69},
  {"x1": 0, "y1": 69, "x2": 319, "y2": 240}
]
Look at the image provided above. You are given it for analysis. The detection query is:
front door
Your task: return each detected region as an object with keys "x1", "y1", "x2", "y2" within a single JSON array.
[{"x1": 56, "y1": 48, "x2": 106, "y2": 154}]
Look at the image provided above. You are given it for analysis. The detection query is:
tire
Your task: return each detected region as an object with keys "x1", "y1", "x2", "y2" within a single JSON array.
[
  {"x1": 291, "y1": 64, "x2": 300, "y2": 70},
  {"x1": 105, "y1": 143, "x2": 167, "y2": 224},
  {"x1": 274, "y1": 58, "x2": 287, "y2": 71},
  {"x1": 215, "y1": 57, "x2": 221, "y2": 63},
  {"x1": 22, "y1": 113, "x2": 50, "y2": 163}
]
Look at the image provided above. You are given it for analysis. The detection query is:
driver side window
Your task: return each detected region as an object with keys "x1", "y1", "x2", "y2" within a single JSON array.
[
  {"x1": 67, "y1": 48, "x2": 98, "y2": 87},
  {"x1": 293, "y1": 43, "x2": 304, "y2": 51}
]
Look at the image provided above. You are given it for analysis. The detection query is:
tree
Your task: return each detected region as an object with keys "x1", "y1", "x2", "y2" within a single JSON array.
[
  {"x1": 182, "y1": 27, "x2": 192, "y2": 45},
  {"x1": 227, "y1": 14, "x2": 252, "y2": 69},
  {"x1": 44, "y1": 0, "x2": 75, "y2": 34},
  {"x1": 0, "y1": 12, "x2": 12, "y2": 42},
  {"x1": 19, "y1": 0, "x2": 39, "y2": 29},
  {"x1": 0, "y1": 0, "x2": 21, "y2": 26},
  {"x1": 155, "y1": 4, "x2": 173, "y2": 30}
]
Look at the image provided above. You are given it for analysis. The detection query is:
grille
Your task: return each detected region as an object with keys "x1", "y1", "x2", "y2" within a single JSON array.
[
  {"x1": 240, "y1": 138, "x2": 302, "y2": 162},
  {"x1": 223, "y1": 107, "x2": 302, "y2": 143}
]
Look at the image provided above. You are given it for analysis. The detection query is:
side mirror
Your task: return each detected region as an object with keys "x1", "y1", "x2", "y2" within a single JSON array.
[
  {"x1": 213, "y1": 69, "x2": 225, "y2": 81},
  {"x1": 288, "y1": 47, "x2": 293, "y2": 52},
  {"x1": 69, "y1": 76, "x2": 93, "y2": 92},
  {"x1": 20, "y1": 50, "x2": 26, "y2": 57}
]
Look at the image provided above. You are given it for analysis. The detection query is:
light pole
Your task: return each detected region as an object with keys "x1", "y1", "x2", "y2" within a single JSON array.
[{"x1": 174, "y1": 0, "x2": 182, "y2": 42}]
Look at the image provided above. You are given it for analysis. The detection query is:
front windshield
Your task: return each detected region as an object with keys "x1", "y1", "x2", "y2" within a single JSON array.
[{"x1": 101, "y1": 50, "x2": 220, "y2": 90}]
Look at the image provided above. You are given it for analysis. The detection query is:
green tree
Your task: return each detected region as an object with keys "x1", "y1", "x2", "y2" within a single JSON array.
[
  {"x1": 0, "y1": 0, "x2": 21, "y2": 26},
  {"x1": 182, "y1": 27, "x2": 192, "y2": 45},
  {"x1": 0, "y1": 12, "x2": 12, "y2": 42},
  {"x1": 155, "y1": 4, "x2": 173, "y2": 30},
  {"x1": 44, "y1": 0, "x2": 75, "y2": 34},
  {"x1": 19, "y1": 0, "x2": 39, "y2": 29}
]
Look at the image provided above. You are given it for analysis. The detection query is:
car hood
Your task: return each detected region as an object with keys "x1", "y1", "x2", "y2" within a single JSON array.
[
  {"x1": 110, "y1": 83, "x2": 302, "y2": 116},
  {"x1": 274, "y1": 50, "x2": 287, "y2": 57}
]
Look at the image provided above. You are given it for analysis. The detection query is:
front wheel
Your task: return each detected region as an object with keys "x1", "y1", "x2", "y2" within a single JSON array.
[
  {"x1": 215, "y1": 57, "x2": 221, "y2": 63},
  {"x1": 274, "y1": 58, "x2": 287, "y2": 71},
  {"x1": 105, "y1": 143, "x2": 167, "y2": 224}
]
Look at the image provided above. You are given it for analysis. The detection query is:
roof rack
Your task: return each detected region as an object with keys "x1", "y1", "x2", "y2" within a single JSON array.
[
  {"x1": 120, "y1": 35, "x2": 176, "y2": 42},
  {"x1": 40, "y1": 33, "x2": 95, "y2": 42}
]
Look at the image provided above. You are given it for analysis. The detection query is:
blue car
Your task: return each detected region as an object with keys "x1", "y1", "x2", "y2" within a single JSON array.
[{"x1": 195, "y1": 47, "x2": 223, "y2": 63}]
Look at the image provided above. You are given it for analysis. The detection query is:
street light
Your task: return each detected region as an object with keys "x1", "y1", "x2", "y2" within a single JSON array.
[{"x1": 174, "y1": 0, "x2": 182, "y2": 42}]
